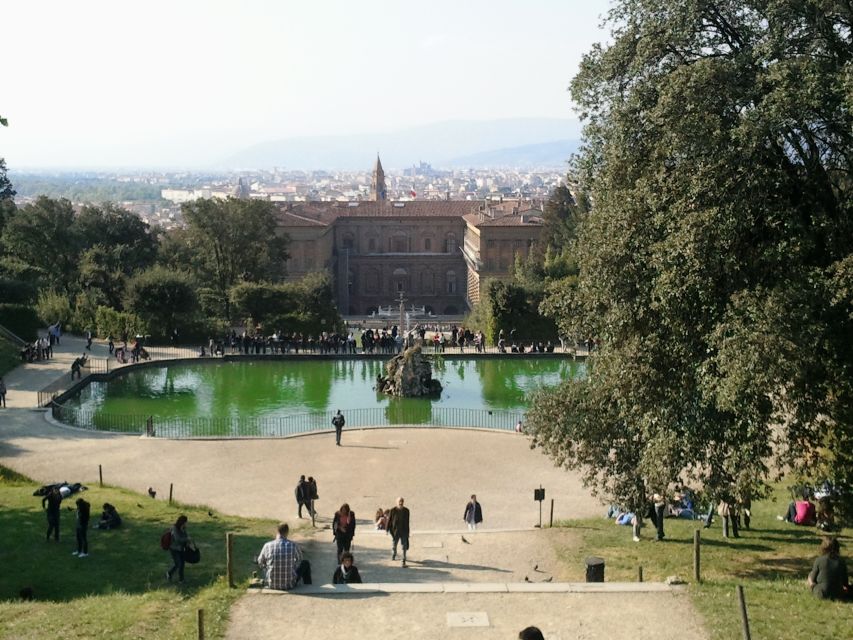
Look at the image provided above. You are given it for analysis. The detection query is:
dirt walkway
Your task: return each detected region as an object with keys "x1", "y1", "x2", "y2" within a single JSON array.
[
  {"x1": 0, "y1": 410, "x2": 600, "y2": 528},
  {"x1": 227, "y1": 591, "x2": 707, "y2": 640},
  {"x1": 1, "y1": 335, "x2": 94, "y2": 408}
]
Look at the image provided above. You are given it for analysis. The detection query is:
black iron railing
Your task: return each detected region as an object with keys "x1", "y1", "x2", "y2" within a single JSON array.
[
  {"x1": 49, "y1": 404, "x2": 525, "y2": 439},
  {"x1": 36, "y1": 357, "x2": 109, "y2": 407}
]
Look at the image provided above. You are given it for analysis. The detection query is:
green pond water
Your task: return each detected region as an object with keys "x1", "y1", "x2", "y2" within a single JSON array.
[{"x1": 63, "y1": 357, "x2": 584, "y2": 435}]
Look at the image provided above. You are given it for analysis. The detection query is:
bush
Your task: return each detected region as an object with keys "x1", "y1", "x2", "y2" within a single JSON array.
[
  {"x1": 486, "y1": 280, "x2": 558, "y2": 342},
  {"x1": 126, "y1": 267, "x2": 198, "y2": 339},
  {"x1": 95, "y1": 306, "x2": 148, "y2": 340},
  {"x1": 0, "y1": 303, "x2": 39, "y2": 341},
  {"x1": 173, "y1": 317, "x2": 231, "y2": 344},
  {"x1": 0, "y1": 335, "x2": 19, "y2": 376},
  {"x1": 228, "y1": 273, "x2": 344, "y2": 334},
  {"x1": 70, "y1": 290, "x2": 102, "y2": 334},
  {"x1": 35, "y1": 290, "x2": 72, "y2": 327}
]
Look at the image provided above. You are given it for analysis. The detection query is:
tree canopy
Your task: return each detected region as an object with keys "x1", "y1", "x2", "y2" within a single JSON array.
[
  {"x1": 1, "y1": 196, "x2": 80, "y2": 293},
  {"x1": 0, "y1": 158, "x2": 14, "y2": 203},
  {"x1": 178, "y1": 198, "x2": 290, "y2": 319},
  {"x1": 527, "y1": 0, "x2": 853, "y2": 514}
]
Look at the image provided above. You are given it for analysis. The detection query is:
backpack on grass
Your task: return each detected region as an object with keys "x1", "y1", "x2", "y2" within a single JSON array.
[{"x1": 160, "y1": 529, "x2": 172, "y2": 551}]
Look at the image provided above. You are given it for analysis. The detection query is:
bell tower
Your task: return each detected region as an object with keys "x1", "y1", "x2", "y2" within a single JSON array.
[{"x1": 371, "y1": 154, "x2": 387, "y2": 201}]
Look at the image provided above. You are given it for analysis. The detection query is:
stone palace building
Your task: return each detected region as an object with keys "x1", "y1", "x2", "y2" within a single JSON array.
[{"x1": 278, "y1": 157, "x2": 544, "y2": 316}]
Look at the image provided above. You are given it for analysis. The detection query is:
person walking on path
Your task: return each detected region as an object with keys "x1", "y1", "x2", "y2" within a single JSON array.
[
  {"x1": 72, "y1": 498, "x2": 91, "y2": 557},
  {"x1": 295, "y1": 475, "x2": 310, "y2": 518},
  {"x1": 332, "y1": 409, "x2": 345, "y2": 446},
  {"x1": 332, "y1": 551, "x2": 363, "y2": 584},
  {"x1": 166, "y1": 515, "x2": 192, "y2": 583},
  {"x1": 307, "y1": 476, "x2": 318, "y2": 517},
  {"x1": 0, "y1": 376, "x2": 6, "y2": 407},
  {"x1": 463, "y1": 494, "x2": 483, "y2": 531},
  {"x1": 388, "y1": 496, "x2": 411, "y2": 567},
  {"x1": 42, "y1": 486, "x2": 63, "y2": 542},
  {"x1": 257, "y1": 523, "x2": 312, "y2": 590},
  {"x1": 332, "y1": 503, "x2": 356, "y2": 560}
]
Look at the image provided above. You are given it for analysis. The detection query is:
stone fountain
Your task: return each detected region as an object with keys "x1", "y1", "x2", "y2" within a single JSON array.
[{"x1": 375, "y1": 345, "x2": 443, "y2": 397}]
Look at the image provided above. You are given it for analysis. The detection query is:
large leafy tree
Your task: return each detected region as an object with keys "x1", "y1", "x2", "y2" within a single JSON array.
[
  {"x1": 0, "y1": 158, "x2": 14, "y2": 204},
  {"x1": 1, "y1": 114, "x2": 16, "y2": 238},
  {"x1": 178, "y1": 198, "x2": 289, "y2": 319},
  {"x1": 0, "y1": 196, "x2": 81, "y2": 293},
  {"x1": 528, "y1": 0, "x2": 853, "y2": 514},
  {"x1": 73, "y1": 204, "x2": 159, "y2": 308},
  {"x1": 540, "y1": 184, "x2": 589, "y2": 256},
  {"x1": 74, "y1": 203, "x2": 159, "y2": 273},
  {"x1": 0, "y1": 194, "x2": 15, "y2": 241}
]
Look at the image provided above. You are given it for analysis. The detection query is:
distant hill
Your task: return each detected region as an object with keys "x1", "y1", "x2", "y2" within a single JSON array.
[
  {"x1": 222, "y1": 118, "x2": 582, "y2": 170},
  {"x1": 446, "y1": 140, "x2": 578, "y2": 169}
]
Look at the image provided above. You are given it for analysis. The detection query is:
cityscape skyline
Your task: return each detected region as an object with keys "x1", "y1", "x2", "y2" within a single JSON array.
[{"x1": 2, "y1": 0, "x2": 610, "y2": 169}]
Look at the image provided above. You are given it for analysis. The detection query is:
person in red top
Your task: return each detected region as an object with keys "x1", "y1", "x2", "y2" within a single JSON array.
[{"x1": 781, "y1": 495, "x2": 817, "y2": 525}]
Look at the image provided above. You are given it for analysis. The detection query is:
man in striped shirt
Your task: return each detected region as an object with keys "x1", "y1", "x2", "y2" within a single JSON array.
[{"x1": 257, "y1": 523, "x2": 312, "y2": 590}]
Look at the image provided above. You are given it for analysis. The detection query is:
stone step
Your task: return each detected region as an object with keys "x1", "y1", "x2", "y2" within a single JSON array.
[{"x1": 250, "y1": 581, "x2": 677, "y2": 595}]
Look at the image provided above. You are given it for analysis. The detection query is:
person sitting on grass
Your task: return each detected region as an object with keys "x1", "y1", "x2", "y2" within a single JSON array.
[
  {"x1": 808, "y1": 537, "x2": 849, "y2": 600},
  {"x1": 332, "y1": 551, "x2": 363, "y2": 584},
  {"x1": 816, "y1": 497, "x2": 839, "y2": 532},
  {"x1": 96, "y1": 503, "x2": 122, "y2": 529},
  {"x1": 780, "y1": 493, "x2": 817, "y2": 526}
]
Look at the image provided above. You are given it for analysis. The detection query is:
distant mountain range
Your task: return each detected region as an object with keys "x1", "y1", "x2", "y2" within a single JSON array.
[
  {"x1": 446, "y1": 140, "x2": 577, "y2": 169},
  {"x1": 223, "y1": 118, "x2": 582, "y2": 170}
]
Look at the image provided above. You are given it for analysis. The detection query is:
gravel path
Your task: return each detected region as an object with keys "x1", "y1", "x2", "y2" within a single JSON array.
[
  {"x1": 0, "y1": 411, "x2": 599, "y2": 528},
  {"x1": 227, "y1": 591, "x2": 707, "y2": 640}
]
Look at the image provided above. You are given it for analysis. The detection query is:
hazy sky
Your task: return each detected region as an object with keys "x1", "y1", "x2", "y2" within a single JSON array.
[{"x1": 2, "y1": 0, "x2": 612, "y2": 168}]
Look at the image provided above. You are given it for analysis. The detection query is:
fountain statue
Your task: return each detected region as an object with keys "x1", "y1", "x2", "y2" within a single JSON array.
[{"x1": 375, "y1": 345, "x2": 443, "y2": 397}]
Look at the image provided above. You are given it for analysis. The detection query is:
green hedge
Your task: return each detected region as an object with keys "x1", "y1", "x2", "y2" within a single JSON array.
[
  {"x1": 0, "y1": 278, "x2": 37, "y2": 304},
  {"x1": 0, "y1": 336, "x2": 18, "y2": 376},
  {"x1": 0, "y1": 303, "x2": 39, "y2": 342}
]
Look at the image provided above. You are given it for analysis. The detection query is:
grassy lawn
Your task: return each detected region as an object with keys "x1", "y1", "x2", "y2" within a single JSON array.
[
  {"x1": 2, "y1": 459, "x2": 850, "y2": 640},
  {"x1": 555, "y1": 488, "x2": 852, "y2": 639},
  {"x1": 0, "y1": 465, "x2": 302, "y2": 640},
  {"x1": 0, "y1": 336, "x2": 18, "y2": 377}
]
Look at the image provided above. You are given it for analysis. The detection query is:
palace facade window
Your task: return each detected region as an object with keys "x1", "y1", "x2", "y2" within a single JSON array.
[
  {"x1": 445, "y1": 233, "x2": 457, "y2": 253},
  {"x1": 446, "y1": 270, "x2": 457, "y2": 294}
]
